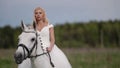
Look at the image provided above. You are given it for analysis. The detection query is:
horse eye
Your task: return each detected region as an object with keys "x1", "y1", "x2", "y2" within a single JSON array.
[{"x1": 31, "y1": 38, "x2": 35, "y2": 42}]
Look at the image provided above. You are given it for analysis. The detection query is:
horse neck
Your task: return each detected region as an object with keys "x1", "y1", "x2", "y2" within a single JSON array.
[{"x1": 36, "y1": 40, "x2": 45, "y2": 54}]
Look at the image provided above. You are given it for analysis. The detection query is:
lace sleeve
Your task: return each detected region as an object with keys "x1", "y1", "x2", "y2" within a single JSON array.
[{"x1": 49, "y1": 24, "x2": 54, "y2": 28}]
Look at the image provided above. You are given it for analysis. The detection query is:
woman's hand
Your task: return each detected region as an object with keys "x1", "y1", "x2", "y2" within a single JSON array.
[{"x1": 46, "y1": 47, "x2": 53, "y2": 52}]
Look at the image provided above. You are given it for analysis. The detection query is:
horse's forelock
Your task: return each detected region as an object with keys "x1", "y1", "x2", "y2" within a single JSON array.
[{"x1": 23, "y1": 25, "x2": 35, "y2": 32}]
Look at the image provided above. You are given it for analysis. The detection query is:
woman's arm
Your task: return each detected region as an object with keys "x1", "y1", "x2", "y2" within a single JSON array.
[{"x1": 47, "y1": 27, "x2": 55, "y2": 52}]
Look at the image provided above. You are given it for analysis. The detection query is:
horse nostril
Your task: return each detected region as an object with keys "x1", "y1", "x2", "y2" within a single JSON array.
[
  {"x1": 14, "y1": 53, "x2": 23, "y2": 64},
  {"x1": 14, "y1": 53, "x2": 22, "y2": 58}
]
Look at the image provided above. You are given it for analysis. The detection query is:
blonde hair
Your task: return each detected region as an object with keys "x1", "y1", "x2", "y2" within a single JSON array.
[{"x1": 34, "y1": 7, "x2": 49, "y2": 25}]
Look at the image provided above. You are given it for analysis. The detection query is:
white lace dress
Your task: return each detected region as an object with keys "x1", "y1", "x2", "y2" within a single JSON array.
[{"x1": 36, "y1": 24, "x2": 72, "y2": 68}]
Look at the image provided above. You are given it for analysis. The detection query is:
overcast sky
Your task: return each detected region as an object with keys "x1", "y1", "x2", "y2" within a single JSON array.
[{"x1": 0, "y1": 0, "x2": 120, "y2": 27}]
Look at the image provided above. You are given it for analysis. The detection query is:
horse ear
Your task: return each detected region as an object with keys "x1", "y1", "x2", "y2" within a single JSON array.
[
  {"x1": 21, "y1": 20, "x2": 27, "y2": 30},
  {"x1": 33, "y1": 21, "x2": 36, "y2": 30}
]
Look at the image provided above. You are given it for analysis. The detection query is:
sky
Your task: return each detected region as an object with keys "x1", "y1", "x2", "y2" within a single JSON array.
[{"x1": 0, "y1": 0, "x2": 120, "y2": 27}]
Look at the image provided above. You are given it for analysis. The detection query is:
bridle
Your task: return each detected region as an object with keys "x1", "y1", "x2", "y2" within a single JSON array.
[
  {"x1": 17, "y1": 30, "x2": 55, "y2": 67},
  {"x1": 17, "y1": 30, "x2": 46, "y2": 59}
]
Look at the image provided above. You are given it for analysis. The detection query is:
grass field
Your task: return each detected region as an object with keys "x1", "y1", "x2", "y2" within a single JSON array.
[{"x1": 0, "y1": 48, "x2": 120, "y2": 68}]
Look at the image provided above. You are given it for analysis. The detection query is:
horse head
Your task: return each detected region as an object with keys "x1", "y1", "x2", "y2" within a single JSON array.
[{"x1": 14, "y1": 21, "x2": 37, "y2": 64}]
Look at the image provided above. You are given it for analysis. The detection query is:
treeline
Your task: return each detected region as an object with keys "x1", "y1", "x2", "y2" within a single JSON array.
[
  {"x1": 0, "y1": 20, "x2": 120, "y2": 48},
  {"x1": 54, "y1": 20, "x2": 120, "y2": 48},
  {"x1": 0, "y1": 26, "x2": 21, "y2": 48}
]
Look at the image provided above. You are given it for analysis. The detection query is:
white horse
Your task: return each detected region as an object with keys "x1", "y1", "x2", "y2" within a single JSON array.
[{"x1": 14, "y1": 22, "x2": 72, "y2": 68}]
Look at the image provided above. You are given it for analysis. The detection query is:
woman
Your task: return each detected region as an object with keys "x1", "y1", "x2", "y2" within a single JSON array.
[{"x1": 33, "y1": 7, "x2": 72, "y2": 68}]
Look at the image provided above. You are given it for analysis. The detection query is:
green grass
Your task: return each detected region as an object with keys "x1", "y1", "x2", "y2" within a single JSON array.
[
  {"x1": 62, "y1": 48, "x2": 120, "y2": 68},
  {"x1": 0, "y1": 49, "x2": 17, "y2": 68},
  {"x1": 0, "y1": 48, "x2": 120, "y2": 68}
]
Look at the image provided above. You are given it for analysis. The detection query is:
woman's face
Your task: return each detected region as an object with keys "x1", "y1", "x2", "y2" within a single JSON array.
[{"x1": 34, "y1": 9, "x2": 44, "y2": 22}]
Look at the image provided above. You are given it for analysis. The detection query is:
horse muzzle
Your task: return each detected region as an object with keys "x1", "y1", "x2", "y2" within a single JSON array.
[{"x1": 14, "y1": 53, "x2": 23, "y2": 64}]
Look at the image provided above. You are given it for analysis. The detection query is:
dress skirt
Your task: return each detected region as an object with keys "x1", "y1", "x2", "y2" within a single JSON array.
[{"x1": 49, "y1": 45, "x2": 72, "y2": 68}]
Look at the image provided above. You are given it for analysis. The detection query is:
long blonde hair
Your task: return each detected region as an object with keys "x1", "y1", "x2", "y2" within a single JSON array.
[{"x1": 34, "y1": 7, "x2": 49, "y2": 25}]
